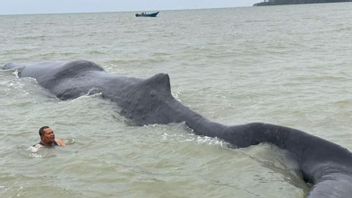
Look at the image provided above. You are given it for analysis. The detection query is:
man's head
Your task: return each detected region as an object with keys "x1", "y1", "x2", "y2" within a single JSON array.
[{"x1": 39, "y1": 126, "x2": 55, "y2": 146}]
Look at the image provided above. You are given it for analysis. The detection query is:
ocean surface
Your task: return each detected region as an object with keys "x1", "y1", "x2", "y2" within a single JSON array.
[{"x1": 1, "y1": 3, "x2": 352, "y2": 198}]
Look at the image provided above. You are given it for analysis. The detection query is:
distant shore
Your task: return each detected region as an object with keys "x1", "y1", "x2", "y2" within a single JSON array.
[{"x1": 253, "y1": 0, "x2": 352, "y2": 6}]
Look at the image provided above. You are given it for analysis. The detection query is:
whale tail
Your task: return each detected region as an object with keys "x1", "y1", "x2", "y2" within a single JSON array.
[{"x1": 308, "y1": 173, "x2": 352, "y2": 198}]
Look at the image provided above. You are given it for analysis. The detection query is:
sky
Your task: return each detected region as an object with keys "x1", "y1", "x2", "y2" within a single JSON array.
[{"x1": 0, "y1": 0, "x2": 260, "y2": 15}]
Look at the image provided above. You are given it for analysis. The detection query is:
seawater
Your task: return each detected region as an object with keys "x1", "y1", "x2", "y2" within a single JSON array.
[{"x1": 1, "y1": 3, "x2": 352, "y2": 198}]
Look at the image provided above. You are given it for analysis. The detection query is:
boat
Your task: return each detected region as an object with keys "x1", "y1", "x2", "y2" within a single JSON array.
[{"x1": 135, "y1": 11, "x2": 159, "y2": 17}]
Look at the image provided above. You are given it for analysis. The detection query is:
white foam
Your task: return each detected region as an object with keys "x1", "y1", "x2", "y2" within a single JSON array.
[
  {"x1": 162, "y1": 131, "x2": 229, "y2": 148},
  {"x1": 171, "y1": 89, "x2": 183, "y2": 102},
  {"x1": 29, "y1": 153, "x2": 43, "y2": 158},
  {"x1": 13, "y1": 69, "x2": 20, "y2": 78}
]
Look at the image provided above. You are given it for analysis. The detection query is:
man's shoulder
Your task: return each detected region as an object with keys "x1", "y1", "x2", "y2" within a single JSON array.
[{"x1": 28, "y1": 143, "x2": 43, "y2": 152}]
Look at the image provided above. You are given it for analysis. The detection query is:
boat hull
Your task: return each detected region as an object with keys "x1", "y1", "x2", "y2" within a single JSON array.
[{"x1": 135, "y1": 11, "x2": 159, "y2": 17}]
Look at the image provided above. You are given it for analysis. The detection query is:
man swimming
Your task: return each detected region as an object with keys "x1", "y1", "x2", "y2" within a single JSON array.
[{"x1": 30, "y1": 126, "x2": 65, "y2": 152}]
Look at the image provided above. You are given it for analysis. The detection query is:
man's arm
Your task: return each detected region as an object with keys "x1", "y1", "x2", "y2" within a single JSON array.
[{"x1": 55, "y1": 139, "x2": 65, "y2": 147}]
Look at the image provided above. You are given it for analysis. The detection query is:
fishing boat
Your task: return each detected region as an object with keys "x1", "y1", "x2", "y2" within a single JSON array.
[{"x1": 135, "y1": 11, "x2": 159, "y2": 17}]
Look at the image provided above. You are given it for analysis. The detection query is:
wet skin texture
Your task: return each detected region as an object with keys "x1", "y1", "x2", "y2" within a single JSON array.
[{"x1": 4, "y1": 60, "x2": 352, "y2": 198}]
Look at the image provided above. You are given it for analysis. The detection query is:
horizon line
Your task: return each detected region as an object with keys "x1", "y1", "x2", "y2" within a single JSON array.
[{"x1": 0, "y1": 5, "x2": 255, "y2": 16}]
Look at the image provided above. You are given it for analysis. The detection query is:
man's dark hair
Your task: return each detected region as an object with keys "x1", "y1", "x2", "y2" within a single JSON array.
[{"x1": 39, "y1": 126, "x2": 50, "y2": 136}]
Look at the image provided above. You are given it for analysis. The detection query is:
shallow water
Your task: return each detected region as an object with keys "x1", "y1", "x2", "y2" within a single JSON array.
[{"x1": 1, "y1": 3, "x2": 352, "y2": 198}]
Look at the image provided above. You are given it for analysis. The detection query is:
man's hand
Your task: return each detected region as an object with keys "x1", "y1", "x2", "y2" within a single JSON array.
[{"x1": 55, "y1": 139, "x2": 65, "y2": 147}]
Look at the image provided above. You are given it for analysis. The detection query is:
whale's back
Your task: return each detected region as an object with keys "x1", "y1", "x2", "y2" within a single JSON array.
[{"x1": 17, "y1": 60, "x2": 104, "y2": 89}]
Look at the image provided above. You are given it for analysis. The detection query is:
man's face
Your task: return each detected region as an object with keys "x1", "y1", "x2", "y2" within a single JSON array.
[{"x1": 41, "y1": 128, "x2": 55, "y2": 144}]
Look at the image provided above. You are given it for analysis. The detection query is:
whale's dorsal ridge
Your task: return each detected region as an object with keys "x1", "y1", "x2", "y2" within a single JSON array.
[
  {"x1": 143, "y1": 73, "x2": 171, "y2": 95},
  {"x1": 54, "y1": 60, "x2": 105, "y2": 79},
  {"x1": 63, "y1": 60, "x2": 105, "y2": 73}
]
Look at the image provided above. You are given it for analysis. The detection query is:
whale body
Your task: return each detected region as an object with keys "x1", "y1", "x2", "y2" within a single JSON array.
[{"x1": 4, "y1": 60, "x2": 352, "y2": 198}]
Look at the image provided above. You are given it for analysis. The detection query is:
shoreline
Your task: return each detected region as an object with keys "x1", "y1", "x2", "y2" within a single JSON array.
[{"x1": 254, "y1": 0, "x2": 352, "y2": 6}]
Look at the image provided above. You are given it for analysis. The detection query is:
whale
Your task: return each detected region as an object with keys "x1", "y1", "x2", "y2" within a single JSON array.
[{"x1": 3, "y1": 60, "x2": 352, "y2": 198}]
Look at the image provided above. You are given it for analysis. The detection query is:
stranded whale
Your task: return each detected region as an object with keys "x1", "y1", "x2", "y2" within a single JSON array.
[{"x1": 3, "y1": 60, "x2": 352, "y2": 198}]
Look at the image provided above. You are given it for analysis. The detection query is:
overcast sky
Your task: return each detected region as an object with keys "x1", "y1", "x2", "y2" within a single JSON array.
[{"x1": 0, "y1": 0, "x2": 260, "y2": 15}]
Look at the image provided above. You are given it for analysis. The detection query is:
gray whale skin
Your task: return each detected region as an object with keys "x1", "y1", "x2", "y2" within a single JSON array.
[{"x1": 4, "y1": 60, "x2": 352, "y2": 198}]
